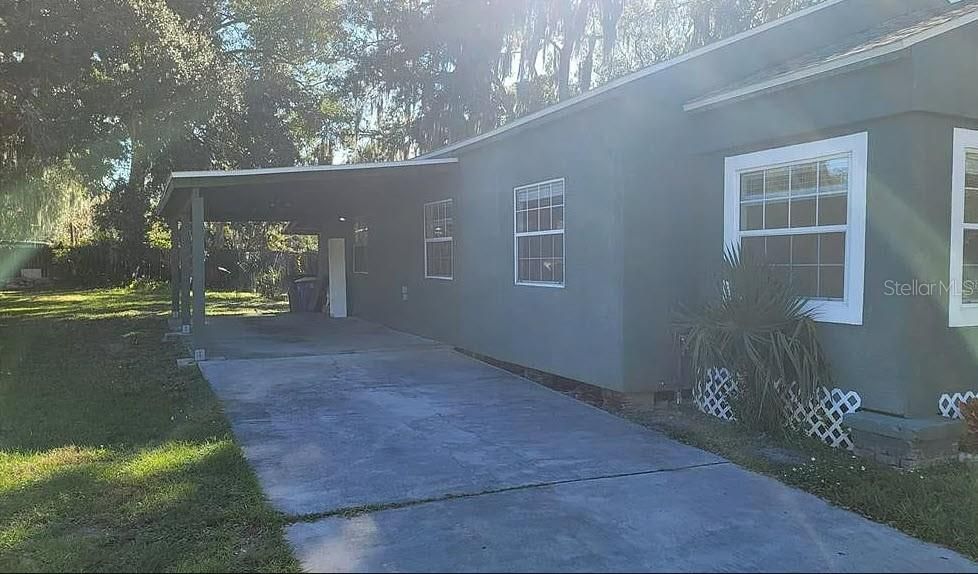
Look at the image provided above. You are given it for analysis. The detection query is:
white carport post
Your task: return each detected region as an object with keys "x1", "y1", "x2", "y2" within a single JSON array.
[
  {"x1": 191, "y1": 188, "x2": 206, "y2": 355},
  {"x1": 327, "y1": 238, "x2": 347, "y2": 318},
  {"x1": 317, "y1": 221, "x2": 347, "y2": 318}
]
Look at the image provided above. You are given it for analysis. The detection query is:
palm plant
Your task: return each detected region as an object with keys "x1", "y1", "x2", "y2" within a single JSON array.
[{"x1": 674, "y1": 246, "x2": 833, "y2": 433}]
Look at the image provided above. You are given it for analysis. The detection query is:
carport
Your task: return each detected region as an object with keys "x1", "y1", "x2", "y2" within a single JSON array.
[{"x1": 157, "y1": 158, "x2": 458, "y2": 356}]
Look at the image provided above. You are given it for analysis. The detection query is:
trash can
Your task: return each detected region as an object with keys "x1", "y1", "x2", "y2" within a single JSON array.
[{"x1": 288, "y1": 276, "x2": 321, "y2": 312}]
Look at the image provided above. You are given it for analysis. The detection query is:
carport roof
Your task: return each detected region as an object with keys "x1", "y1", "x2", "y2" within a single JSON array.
[{"x1": 157, "y1": 158, "x2": 458, "y2": 222}]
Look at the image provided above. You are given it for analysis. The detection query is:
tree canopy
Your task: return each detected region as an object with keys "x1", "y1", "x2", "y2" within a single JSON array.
[{"x1": 0, "y1": 0, "x2": 816, "y2": 248}]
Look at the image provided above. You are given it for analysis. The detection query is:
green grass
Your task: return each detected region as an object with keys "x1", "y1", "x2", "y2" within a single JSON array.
[
  {"x1": 0, "y1": 286, "x2": 297, "y2": 572},
  {"x1": 625, "y1": 407, "x2": 978, "y2": 561}
]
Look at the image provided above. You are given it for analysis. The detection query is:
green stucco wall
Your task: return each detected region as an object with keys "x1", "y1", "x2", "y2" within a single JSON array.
[{"x1": 334, "y1": 1, "x2": 978, "y2": 416}]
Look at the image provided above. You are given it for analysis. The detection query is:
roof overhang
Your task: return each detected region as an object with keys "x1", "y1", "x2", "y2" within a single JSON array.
[
  {"x1": 157, "y1": 158, "x2": 458, "y2": 222},
  {"x1": 683, "y1": 3, "x2": 978, "y2": 112}
]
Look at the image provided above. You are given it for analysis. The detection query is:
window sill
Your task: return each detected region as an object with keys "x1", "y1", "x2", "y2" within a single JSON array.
[
  {"x1": 949, "y1": 303, "x2": 978, "y2": 327},
  {"x1": 515, "y1": 281, "x2": 565, "y2": 289},
  {"x1": 805, "y1": 299, "x2": 862, "y2": 325}
]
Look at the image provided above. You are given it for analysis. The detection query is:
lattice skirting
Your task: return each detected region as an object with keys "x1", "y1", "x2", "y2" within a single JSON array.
[
  {"x1": 693, "y1": 368, "x2": 862, "y2": 450},
  {"x1": 940, "y1": 391, "x2": 977, "y2": 419}
]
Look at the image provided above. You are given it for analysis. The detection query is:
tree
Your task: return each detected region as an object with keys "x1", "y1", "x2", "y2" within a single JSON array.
[
  {"x1": 342, "y1": 0, "x2": 817, "y2": 160},
  {"x1": 0, "y1": 161, "x2": 94, "y2": 243},
  {"x1": 1, "y1": 0, "x2": 346, "y2": 258}
]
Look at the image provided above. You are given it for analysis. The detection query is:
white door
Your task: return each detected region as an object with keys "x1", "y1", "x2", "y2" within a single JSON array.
[{"x1": 327, "y1": 238, "x2": 347, "y2": 318}]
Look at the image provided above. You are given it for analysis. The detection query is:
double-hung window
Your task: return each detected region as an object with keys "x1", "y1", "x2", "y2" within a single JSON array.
[
  {"x1": 949, "y1": 128, "x2": 978, "y2": 326},
  {"x1": 724, "y1": 132, "x2": 867, "y2": 324},
  {"x1": 424, "y1": 199, "x2": 454, "y2": 279},
  {"x1": 353, "y1": 216, "x2": 368, "y2": 274},
  {"x1": 515, "y1": 178, "x2": 565, "y2": 286}
]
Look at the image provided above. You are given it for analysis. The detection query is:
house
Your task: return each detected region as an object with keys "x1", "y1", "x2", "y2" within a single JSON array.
[{"x1": 159, "y1": 0, "x2": 978, "y2": 465}]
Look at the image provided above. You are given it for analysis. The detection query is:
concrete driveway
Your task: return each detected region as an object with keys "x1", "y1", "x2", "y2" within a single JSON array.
[{"x1": 198, "y1": 314, "x2": 976, "y2": 573}]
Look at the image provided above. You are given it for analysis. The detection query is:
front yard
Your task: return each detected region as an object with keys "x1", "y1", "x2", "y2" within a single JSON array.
[
  {"x1": 0, "y1": 286, "x2": 295, "y2": 572},
  {"x1": 2, "y1": 286, "x2": 977, "y2": 569}
]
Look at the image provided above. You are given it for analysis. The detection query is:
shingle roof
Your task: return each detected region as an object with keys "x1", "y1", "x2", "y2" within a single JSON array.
[{"x1": 685, "y1": 0, "x2": 978, "y2": 110}]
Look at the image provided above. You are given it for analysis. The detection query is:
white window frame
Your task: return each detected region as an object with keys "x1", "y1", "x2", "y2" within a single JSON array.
[
  {"x1": 423, "y1": 199, "x2": 454, "y2": 280},
  {"x1": 352, "y1": 216, "x2": 368, "y2": 275},
  {"x1": 949, "y1": 128, "x2": 978, "y2": 327},
  {"x1": 514, "y1": 178, "x2": 565, "y2": 288},
  {"x1": 724, "y1": 132, "x2": 867, "y2": 325}
]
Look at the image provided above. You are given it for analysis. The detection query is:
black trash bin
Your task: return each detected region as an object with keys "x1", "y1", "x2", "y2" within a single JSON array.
[{"x1": 288, "y1": 276, "x2": 321, "y2": 312}]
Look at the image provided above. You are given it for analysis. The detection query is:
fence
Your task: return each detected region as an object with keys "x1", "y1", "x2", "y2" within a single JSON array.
[
  {"x1": 0, "y1": 241, "x2": 53, "y2": 280},
  {"x1": 52, "y1": 244, "x2": 169, "y2": 284},
  {"x1": 49, "y1": 243, "x2": 317, "y2": 294}
]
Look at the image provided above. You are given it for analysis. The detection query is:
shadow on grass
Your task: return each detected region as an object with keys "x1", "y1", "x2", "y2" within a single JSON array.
[
  {"x1": 0, "y1": 286, "x2": 299, "y2": 572},
  {"x1": 0, "y1": 441, "x2": 294, "y2": 572}
]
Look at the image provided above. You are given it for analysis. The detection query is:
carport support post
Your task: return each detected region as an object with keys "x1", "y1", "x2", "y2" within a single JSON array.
[
  {"x1": 191, "y1": 188, "x2": 206, "y2": 354},
  {"x1": 179, "y1": 218, "x2": 192, "y2": 331},
  {"x1": 169, "y1": 221, "x2": 180, "y2": 319}
]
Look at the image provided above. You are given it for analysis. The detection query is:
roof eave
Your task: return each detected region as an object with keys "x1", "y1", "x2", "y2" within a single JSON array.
[
  {"x1": 155, "y1": 158, "x2": 459, "y2": 218},
  {"x1": 683, "y1": 6, "x2": 978, "y2": 112}
]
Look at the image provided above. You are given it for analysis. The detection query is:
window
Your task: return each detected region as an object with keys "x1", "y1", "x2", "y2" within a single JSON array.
[
  {"x1": 424, "y1": 199, "x2": 454, "y2": 279},
  {"x1": 353, "y1": 217, "x2": 368, "y2": 274},
  {"x1": 724, "y1": 133, "x2": 867, "y2": 324},
  {"x1": 950, "y1": 128, "x2": 978, "y2": 326},
  {"x1": 515, "y1": 178, "x2": 565, "y2": 287}
]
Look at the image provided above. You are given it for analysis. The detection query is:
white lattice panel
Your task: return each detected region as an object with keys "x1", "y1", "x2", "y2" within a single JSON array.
[
  {"x1": 693, "y1": 370, "x2": 862, "y2": 450},
  {"x1": 940, "y1": 391, "x2": 977, "y2": 419},
  {"x1": 692, "y1": 368, "x2": 736, "y2": 420}
]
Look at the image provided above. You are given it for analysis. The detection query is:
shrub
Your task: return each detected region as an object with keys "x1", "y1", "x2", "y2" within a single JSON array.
[
  {"x1": 52, "y1": 241, "x2": 167, "y2": 286},
  {"x1": 674, "y1": 247, "x2": 834, "y2": 434},
  {"x1": 959, "y1": 398, "x2": 978, "y2": 453}
]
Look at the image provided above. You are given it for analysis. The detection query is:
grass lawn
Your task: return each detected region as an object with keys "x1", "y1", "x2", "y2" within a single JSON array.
[
  {"x1": 622, "y1": 406, "x2": 978, "y2": 561},
  {"x1": 0, "y1": 286, "x2": 297, "y2": 572}
]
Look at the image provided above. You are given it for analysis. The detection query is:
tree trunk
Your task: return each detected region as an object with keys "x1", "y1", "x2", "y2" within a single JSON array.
[{"x1": 123, "y1": 114, "x2": 151, "y2": 272}]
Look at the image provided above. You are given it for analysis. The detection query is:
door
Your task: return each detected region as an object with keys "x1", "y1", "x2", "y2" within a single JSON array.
[{"x1": 327, "y1": 238, "x2": 347, "y2": 318}]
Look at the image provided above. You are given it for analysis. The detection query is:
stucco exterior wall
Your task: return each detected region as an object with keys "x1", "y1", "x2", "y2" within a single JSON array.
[
  {"x1": 451, "y1": 102, "x2": 627, "y2": 390},
  {"x1": 334, "y1": 2, "x2": 978, "y2": 413},
  {"x1": 340, "y1": 102, "x2": 627, "y2": 390},
  {"x1": 619, "y1": 24, "x2": 978, "y2": 416},
  {"x1": 344, "y1": 174, "x2": 462, "y2": 344}
]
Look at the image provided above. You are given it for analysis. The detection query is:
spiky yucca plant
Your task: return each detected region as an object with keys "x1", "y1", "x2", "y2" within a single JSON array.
[{"x1": 674, "y1": 247, "x2": 833, "y2": 433}]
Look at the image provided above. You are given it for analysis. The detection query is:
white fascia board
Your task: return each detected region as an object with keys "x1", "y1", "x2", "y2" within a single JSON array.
[
  {"x1": 169, "y1": 157, "x2": 458, "y2": 181},
  {"x1": 158, "y1": 158, "x2": 458, "y2": 216},
  {"x1": 684, "y1": 7, "x2": 978, "y2": 112},
  {"x1": 418, "y1": 0, "x2": 847, "y2": 159}
]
